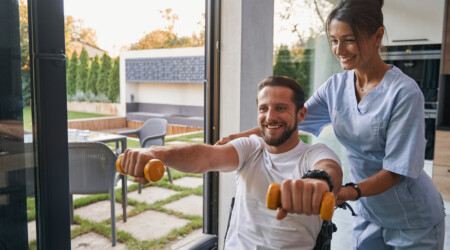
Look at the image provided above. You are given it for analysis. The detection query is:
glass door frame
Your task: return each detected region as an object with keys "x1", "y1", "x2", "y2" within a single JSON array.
[{"x1": 29, "y1": 0, "x2": 71, "y2": 248}]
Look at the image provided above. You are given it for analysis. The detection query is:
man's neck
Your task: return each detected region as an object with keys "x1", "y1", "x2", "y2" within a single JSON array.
[{"x1": 265, "y1": 137, "x2": 300, "y2": 154}]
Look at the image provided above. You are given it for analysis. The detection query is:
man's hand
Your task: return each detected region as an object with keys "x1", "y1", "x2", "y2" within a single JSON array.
[
  {"x1": 121, "y1": 147, "x2": 160, "y2": 184},
  {"x1": 276, "y1": 178, "x2": 331, "y2": 220}
]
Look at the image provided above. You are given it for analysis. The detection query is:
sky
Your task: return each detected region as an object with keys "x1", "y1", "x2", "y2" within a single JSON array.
[
  {"x1": 64, "y1": 0, "x2": 206, "y2": 57},
  {"x1": 63, "y1": 0, "x2": 323, "y2": 57}
]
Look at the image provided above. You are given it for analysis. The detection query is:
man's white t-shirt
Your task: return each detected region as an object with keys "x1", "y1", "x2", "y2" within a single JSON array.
[{"x1": 224, "y1": 135, "x2": 341, "y2": 250}]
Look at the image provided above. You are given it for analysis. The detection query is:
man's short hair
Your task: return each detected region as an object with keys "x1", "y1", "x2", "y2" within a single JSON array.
[{"x1": 257, "y1": 76, "x2": 305, "y2": 112}]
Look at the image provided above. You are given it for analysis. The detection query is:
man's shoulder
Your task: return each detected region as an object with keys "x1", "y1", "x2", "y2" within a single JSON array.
[
  {"x1": 302, "y1": 143, "x2": 340, "y2": 164},
  {"x1": 229, "y1": 134, "x2": 264, "y2": 152},
  {"x1": 299, "y1": 142, "x2": 330, "y2": 152}
]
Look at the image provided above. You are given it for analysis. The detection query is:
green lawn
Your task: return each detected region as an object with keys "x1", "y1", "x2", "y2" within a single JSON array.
[{"x1": 23, "y1": 106, "x2": 110, "y2": 131}]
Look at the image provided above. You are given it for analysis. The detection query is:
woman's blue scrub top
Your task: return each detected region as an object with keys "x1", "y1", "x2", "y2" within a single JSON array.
[{"x1": 300, "y1": 66, "x2": 445, "y2": 229}]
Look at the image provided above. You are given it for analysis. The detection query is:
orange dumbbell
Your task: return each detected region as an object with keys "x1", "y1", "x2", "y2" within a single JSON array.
[
  {"x1": 266, "y1": 183, "x2": 335, "y2": 221},
  {"x1": 116, "y1": 155, "x2": 165, "y2": 182}
]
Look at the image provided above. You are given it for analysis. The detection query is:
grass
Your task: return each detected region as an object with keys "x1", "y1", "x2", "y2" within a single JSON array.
[
  {"x1": 22, "y1": 106, "x2": 111, "y2": 131},
  {"x1": 165, "y1": 131, "x2": 204, "y2": 144}
]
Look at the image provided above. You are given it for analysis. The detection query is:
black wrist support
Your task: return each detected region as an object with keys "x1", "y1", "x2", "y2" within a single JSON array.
[{"x1": 302, "y1": 170, "x2": 334, "y2": 192}]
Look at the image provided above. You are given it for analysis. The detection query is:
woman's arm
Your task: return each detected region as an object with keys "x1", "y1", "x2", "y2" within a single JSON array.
[{"x1": 336, "y1": 169, "x2": 400, "y2": 204}]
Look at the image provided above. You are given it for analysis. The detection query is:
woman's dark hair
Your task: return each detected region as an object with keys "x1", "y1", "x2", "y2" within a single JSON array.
[
  {"x1": 257, "y1": 76, "x2": 305, "y2": 112},
  {"x1": 326, "y1": 0, "x2": 385, "y2": 51}
]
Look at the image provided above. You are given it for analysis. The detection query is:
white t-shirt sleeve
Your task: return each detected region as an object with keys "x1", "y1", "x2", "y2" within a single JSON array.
[
  {"x1": 229, "y1": 135, "x2": 263, "y2": 172},
  {"x1": 304, "y1": 143, "x2": 341, "y2": 170}
]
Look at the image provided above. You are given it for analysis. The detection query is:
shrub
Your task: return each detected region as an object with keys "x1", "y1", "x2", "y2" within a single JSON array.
[
  {"x1": 97, "y1": 54, "x2": 112, "y2": 96},
  {"x1": 76, "y1": 48, "x2": 89, "y2": 93},
  {"x1": 107, "y1": 58, "x2": 120, "y2": 102},
  {"x1": 86, "y1": 55, "x2": 100, "y2": 95},
  {"x1": 67, "y1": 51, "x2": 78, "y2": 96}
]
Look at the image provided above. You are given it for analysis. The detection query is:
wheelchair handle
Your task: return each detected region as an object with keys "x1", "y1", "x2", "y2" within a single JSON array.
[
  {"x1": 266, "y1": 183, "x2": 335, "y2": 221},
  {"x1": 116, "y1": 155, "x2": 165, "y2": 182}
]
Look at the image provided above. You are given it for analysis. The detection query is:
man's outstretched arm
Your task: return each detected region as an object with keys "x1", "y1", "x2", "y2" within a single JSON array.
[{"x1": 121, "y1": 143, "x2": 239, "y2": 183}]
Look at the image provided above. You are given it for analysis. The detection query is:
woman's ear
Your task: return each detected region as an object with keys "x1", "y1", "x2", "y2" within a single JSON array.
[
  {"x1": 375, "y1": 27, "x2": 384, "y2": 45},
  {"x1": 297, "y1": 107, "x2": 307, "y2": 122}
]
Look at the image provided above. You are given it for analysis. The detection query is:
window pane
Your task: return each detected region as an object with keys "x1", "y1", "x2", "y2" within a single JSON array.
[{"x1": 63, "y1": 0, "x2": 206, "y2": 248}]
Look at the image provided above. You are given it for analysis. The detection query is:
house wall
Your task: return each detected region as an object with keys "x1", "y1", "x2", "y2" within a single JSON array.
[
  {"x1": 127, "y1": 82, "x2": 203, "y2": 106},
  {"x1": 119, "y1": 47, "x2": 205, "y2": 117}
]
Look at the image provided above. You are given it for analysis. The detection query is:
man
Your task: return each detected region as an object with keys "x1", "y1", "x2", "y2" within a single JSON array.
[{"x1": 121, "y1": 76, "x2": 342, "y2": 249}]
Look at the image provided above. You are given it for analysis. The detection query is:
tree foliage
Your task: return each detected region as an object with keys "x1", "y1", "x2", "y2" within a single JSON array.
[
  {"x1": 19, "y1": 0, "x2": 31, "y2": 105},
  {"x1": 130, "y1": 8, "x2": 205, "y2": 50},
  {"x1": 65, "y1": 15, "x2": 98, "y2": 57},
  {"x1": 273, "y1": 45, "x2": 296, "y2": 78},
  {"x1": 97, "y1": 54, "x2": 112, "y2": 95},
  {"x1": 277, "y1": 0, "x2": 335, "y2": 46},
  {"x1": 76, "y1": 48, "x2": 89, "y2": 93},
  {"x1": 294, "y1": 48, "x2": 312, "y2": 97},
  {"x1": 273, "y1": 45, "x2": 313, "y2": 98},
  {"x1": 107, "y1": 59, "x2": 120, "y2": 103},
  {"x1": 67, "y1": 51, "x2": 79, "y2": 96},
  {"x1": 86, "y1": 55, "x2": 100, "y2": 95}
]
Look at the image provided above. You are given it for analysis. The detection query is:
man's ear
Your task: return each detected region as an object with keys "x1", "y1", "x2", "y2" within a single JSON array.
[{"x1": 297, "y1": 107, "x2": 307, "y2": 122}]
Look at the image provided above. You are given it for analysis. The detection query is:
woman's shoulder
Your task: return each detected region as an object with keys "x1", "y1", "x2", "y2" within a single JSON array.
[
  {"x1": 318, "y1": 70, "x2": 352, "y2": 93},
  {"x1": 386, "y1": 66, "x2": 422, "y2": 94}
]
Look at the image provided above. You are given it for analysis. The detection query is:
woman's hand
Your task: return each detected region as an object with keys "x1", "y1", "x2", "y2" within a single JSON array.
[
  {"x1": 215, "y1": 136, "x2": 233, "y2": 145},
  {"x1": 214, "y1": 127, "x2": 262, "y2": 145}
]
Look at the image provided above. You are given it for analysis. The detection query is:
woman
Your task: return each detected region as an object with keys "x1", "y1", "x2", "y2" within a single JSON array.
[{"x1": 219, "y1": 0, "x2": 446, "y2": 248}]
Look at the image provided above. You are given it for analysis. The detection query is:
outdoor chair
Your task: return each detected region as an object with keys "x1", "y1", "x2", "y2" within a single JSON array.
[
  {"x1": 68, "y1": 142, "x2": 118, "y2": 246},
  {"x1": 118, "y1": 118, "x2": 173, "y2": 193}
]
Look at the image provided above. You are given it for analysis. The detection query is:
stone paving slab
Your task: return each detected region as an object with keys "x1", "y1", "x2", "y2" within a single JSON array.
[
  {"x1": 165, "y1": 229, "x2": 203, "y2": 249},
  {"x1": 71, "y1": 232, "x2": 126, "y2": 250},
  {"x1": 116, "y1": 210, "x2": 190, "y2": 242},
  {"x1": 74, "y1": 200, "x2": 133, "y2": 222},
  {"x1": 173, "y1": 177, "x2": 203, "y2": 188},
  {"x1": 163, "y1": 195, "x2": 203, "y2": 216},
  {"x1": 127, "y1": 186, "x2": 180, "y2": 204}
]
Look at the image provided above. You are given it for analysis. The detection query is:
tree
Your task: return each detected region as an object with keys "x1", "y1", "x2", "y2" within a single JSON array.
[
  {"x1": 277, "y1": 0, "x2": 335, "y2": 46},
  {"x1": 107, "y1": 58, "x2": 120, "y2": 102},
  {"x1": 67, "y1": 51, "x2": 79, "y2": 96},
  {"x1": 273, "y1": 45, "x2": 296, "y2": 78},
  {"x1": 86, "y1": 55, "x2": 100, "y2": 95},
  {"x1": 76, "y1": 48, "x2": 89, "y2": 93},
  {"x1": 130, "y1": 8, "x2": 205, "y2": 50},
  {"x1": 97, "y1": 54, "x2": 112, "y2": 96},
  {"x1": 294, "y1": 48, "x2": 312, "y2": 97},
  {"x1": 65, "y1": 15, "x2": 98, "y2": 57},
  {"x1": 19, "y1": 0, "x2": 31, "y2": 105}
]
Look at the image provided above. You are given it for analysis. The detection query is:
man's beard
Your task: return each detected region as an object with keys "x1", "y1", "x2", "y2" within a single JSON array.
[{"x1": 260, "y1": 116, "x2": 298, "y2": 146}]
